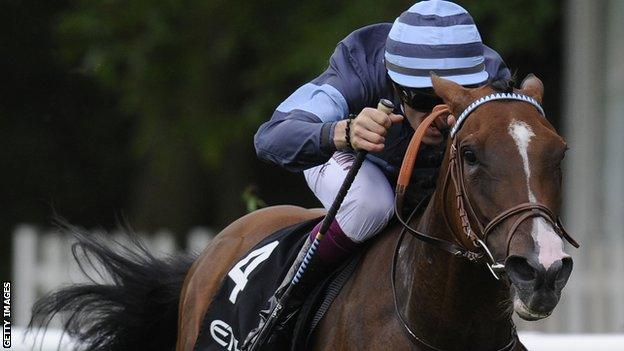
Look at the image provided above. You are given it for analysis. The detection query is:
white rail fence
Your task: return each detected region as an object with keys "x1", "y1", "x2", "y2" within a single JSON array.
[
  {"x1": 11, "y1": 225, "x2": 622, "y2": 334},
  {"x1": 11, "y1": 224, "x2": 214, "y2": 328}
]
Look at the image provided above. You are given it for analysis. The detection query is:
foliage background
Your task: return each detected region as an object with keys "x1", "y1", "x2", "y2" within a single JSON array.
[{"x1": 1, "y1": 0, "x2": 563, "y2": 279}]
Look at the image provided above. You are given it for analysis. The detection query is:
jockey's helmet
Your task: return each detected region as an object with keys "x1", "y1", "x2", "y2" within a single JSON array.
[{"x1": 385, "y1": 0, "x2": 488, "y2": 91}]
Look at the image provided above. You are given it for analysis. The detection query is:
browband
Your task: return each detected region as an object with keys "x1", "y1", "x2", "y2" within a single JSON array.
[{"x1": 450, "y1": 93, "x2": 545, "y2": 137}]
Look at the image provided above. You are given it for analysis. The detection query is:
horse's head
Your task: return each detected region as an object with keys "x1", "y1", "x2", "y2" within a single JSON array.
[{"x1": 432, "y1": 75, "x2": 576, "y2": 321}]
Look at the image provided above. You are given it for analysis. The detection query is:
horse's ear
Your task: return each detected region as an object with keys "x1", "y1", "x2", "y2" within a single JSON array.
[
  {"x1": 431, "y1": 74, "x2": 472, "y2": 114},
  {"x1": 520, "y1": 74, "x2": 544, "y2": 104}
]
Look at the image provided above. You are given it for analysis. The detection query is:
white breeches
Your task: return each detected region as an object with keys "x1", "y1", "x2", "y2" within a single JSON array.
[{"x1": 303, "y1": 151, "x2": 395, "y2": 243}]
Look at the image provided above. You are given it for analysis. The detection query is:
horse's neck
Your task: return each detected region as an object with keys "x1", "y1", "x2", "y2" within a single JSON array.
[{"x1": 396, "y1": 196, "x2": 514, "y2": 350}]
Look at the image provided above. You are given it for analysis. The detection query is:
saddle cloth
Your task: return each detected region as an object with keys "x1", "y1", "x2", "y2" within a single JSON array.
[{"x1": 194, "y1": 217, "x2": 362, "y2": 351}]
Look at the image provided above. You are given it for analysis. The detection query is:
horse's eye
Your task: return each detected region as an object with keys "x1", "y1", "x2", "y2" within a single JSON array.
[{"x1": 463, "y1": 149, "x2": 477, "y2": 165}]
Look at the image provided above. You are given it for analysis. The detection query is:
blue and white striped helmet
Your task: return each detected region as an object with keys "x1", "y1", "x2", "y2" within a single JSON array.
[{"x1": 385, "y1": 0, "x2": 488, "y2": 88}]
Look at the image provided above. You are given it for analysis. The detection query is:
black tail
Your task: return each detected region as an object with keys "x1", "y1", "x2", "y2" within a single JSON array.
[{"x1": 29, "y1": 222, "x2": 196, "y2": 351}]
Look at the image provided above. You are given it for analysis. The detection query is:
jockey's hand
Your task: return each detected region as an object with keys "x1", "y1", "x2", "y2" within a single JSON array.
[{"x1": 334, "y1": 107, "x2": 403, "y2": 152}]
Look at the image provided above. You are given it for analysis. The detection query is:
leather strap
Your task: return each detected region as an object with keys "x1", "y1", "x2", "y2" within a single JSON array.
[
  {"x1": 391, "y1": 203, "x2": 519, "y2": 351},
  {"x1": 393, "y1": 105, "x2": 486, "y2": 261},
  {"x1": 396, "y1": 104, "x2": 450, "y2": 210}
]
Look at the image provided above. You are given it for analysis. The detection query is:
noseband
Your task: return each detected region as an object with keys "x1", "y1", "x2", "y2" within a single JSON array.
[{"x1": 395, "y1": 92, "x2": 580, "y2": 280}]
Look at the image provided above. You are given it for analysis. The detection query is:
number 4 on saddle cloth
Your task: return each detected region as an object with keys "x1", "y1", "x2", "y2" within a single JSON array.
[{"x1": 194, "y1": 217, "x2": 363, "y2": 351}]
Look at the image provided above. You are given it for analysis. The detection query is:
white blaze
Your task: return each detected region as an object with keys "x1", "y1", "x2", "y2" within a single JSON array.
[
  {"x1": 508, "y1": 120, "x2": 537, "y2": 202},
  {"x1": 508, "y1": 120, "x2": 566, "y2": 269}
]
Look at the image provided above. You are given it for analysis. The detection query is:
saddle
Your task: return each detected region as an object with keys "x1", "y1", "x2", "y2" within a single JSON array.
[{"x1": 193, "y1": 218, "x2": 362, "y2": 351}]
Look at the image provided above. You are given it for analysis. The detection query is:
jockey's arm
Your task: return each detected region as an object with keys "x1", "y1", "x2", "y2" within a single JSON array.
[
  {"x1": 254, "y1": 37, "x2": 510, "y2": 173},
  {"x1": 254, "y1": 43, "x2": 369, "y2": 172}
]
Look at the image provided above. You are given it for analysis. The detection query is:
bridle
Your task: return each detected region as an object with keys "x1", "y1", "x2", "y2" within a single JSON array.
[
  {"x1": 390, "y1": 91, "x2": 580, "y2": 350},
  {"x1": 394, "y1": 92, "x2": 580, "y2": 280},
  {"x1": 441, "y1": 135, "x2": 580, "y2": 279}
]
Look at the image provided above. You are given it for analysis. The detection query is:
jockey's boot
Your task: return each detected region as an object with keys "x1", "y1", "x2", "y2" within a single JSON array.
[
  {"x1": 242, "y1": 237, "x2": 330, "y2": 350},
  {"x1": 242, "y1": 219, "x2": 358, "y2": 350}
]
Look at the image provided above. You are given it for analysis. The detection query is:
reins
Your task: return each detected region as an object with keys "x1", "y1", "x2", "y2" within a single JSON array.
[
  {"x1": 393, "y1": 105, "x2": 486, "y2": 262},
  {"x1": 394, "y1": 93, "x2": 580, "y2": 280},
  {"x1": 390, "y1": 198, "x2": 519, "y2": 351}
]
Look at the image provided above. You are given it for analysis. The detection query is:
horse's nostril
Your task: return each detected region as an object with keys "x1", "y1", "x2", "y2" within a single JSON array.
[
  {"x1": 553, "y1": 256, "x2": 573, "y2": 288},
  {"x1": 506, "y1": 256, "x2": 537, "y2": 282}
]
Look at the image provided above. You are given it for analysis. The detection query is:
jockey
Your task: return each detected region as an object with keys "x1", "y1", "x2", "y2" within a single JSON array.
[{"x1": 247, "y1": 0, "x2": 510, "y2": 345}]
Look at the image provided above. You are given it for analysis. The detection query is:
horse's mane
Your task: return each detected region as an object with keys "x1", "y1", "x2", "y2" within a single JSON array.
[{"x1": 490, "y1": 76, "x2": 516, "y2": 93}]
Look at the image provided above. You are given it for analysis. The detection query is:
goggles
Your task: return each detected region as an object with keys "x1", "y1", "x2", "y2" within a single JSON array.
[{"x1": 395, "y1": 84, "x2": 443, "y2": 112}]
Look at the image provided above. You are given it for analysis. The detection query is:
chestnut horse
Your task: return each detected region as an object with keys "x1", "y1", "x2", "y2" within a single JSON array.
[{"x1": 31, "y1": 75, "x2": 576, "y2": 351}]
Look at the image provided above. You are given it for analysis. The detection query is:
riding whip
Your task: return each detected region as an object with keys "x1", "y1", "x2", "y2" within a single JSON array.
[{"x1": 247, "y1": 99, "x2": 395, "y2": 350}]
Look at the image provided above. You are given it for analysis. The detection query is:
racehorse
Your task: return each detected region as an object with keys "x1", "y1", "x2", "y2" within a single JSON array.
[{"x1": 31, "y1": 75, "x2": 577, "y2": 351}]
